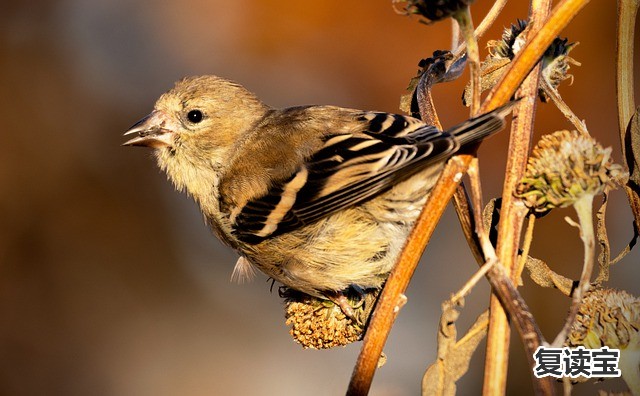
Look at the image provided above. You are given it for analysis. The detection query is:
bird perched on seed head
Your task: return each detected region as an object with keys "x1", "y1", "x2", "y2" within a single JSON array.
[{"x1": 124, "y1": 75, "x2": 512, "y2": 312}]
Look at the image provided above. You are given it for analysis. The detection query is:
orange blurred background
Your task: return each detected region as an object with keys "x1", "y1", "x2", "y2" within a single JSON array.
[{"x1": 1, "y1": 1, "x2": 638, "y2": 395}]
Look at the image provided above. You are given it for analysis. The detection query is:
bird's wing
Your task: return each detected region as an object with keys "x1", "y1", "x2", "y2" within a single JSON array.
[{"x1": 228, "y1": 111, "x2": 458, "y2": 244}]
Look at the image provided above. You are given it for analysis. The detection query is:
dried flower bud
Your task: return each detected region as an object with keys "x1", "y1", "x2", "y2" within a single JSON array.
[
  {"x1": 566, "y1": 288, "x2": 639, "y2": 351},
  {"x1": 282, "y1": 287, "x2": 380, "y2": 349},
  {"x1": 395, "y1": 0, "x2": 475, "y2": 23},
  {"x1": 464, "y1": 19, "x2": 579, "y2": 105},
  {"x1": 516, "y1": 130, "x2": 625, "y2": 213}
]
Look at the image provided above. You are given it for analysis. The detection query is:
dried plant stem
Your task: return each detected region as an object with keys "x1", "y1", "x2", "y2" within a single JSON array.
[
  {"x1": 453, "y1": 0, "x2": 509, "y2": 60},
  {"x1": 453, "y1": 184, "x2": 485, "y2": 264},
  {"x1": 454, "y1": 7, "x2": 481, "y2": 115},
  {"x1": 484, "y1": 27, "x2": 547, "y2": 396},
  {"x1": 451, "y1": 17, "x2": 461, "y2": 50},
  {"x1": 452, "y1": 259, "x2": 496, "y2": 305},
  {"x1": 616, "y1": 0, "x2": 640, "y2": 231},
  {"x1": 540, "y1": 80, "x2": 589, "y2": 135},
  {"x1": 480, "y1": 1, "x2": 600, "y2": 394},
  {"x1": 467, "y1": 158, "x2": 498, "y2": 260},
  {"x1": 515, "y1": 214, "x2": 536, "y2": 283},
  {"x1": 551, "y1": 194, "x2": 596, "y2": 347},
  {"x1": 619, "y1": 346, "x2": 640, "y2": 396},
  {"x1": 452, "y1": 172, "x2": 554, "y2": 394},
  {"x1": 484, "y1": 261, "x2": 555, "y2": 395},
  {"x1": 616, "y1": 0, "x2": 639, "y2": 137},
  {"x1": 347, "y1": 155, "x2": 472, "y2": 396}
]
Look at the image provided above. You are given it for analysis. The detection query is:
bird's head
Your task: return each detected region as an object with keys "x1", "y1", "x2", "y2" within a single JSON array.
[
  {"x1": 123, "y1": 75, "x2": 268, "y2": 198},
  {"x1": 124, "y1": 75, "x2": 267, "y2": 159}
]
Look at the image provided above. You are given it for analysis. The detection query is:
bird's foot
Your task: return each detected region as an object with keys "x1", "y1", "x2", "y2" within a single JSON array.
[{"x1": 324, "y1": 288, "x2": 365, "y2": 323}]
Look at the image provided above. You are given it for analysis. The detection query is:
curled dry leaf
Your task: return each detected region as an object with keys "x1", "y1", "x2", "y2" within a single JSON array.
[
  {"x1": 400, "y1": 50, "x2": 467, "y2": 123},
  {"x1": 422, "y1": 303, "x2": 489, "y2": 396},
  {"x1": 525, "y1": 256, "x2": 574, "y2": 296}
]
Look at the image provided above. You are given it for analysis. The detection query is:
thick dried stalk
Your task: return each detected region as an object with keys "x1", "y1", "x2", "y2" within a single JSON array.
[
  {"x1": 482, "y1": 0, "x2": 551, "y2": 392},
  {"x1": 347, "y1": 155, "x2": 473, "y2": 396},
  {"x1": 551, "y1": 195, "x2": 596, "y2": 347},
  {"x1": 616, "y1": 0, "x2": 640, "y2": 232},
  {"x1": 484, "y1": 262, "x2": 554, "y2": 395},
  {"x1": 453, "y1": 177, "x2": 554, "y2": 395},
  {"x1": 616, "y1": 0, "x2": 639, "y2": 137}
]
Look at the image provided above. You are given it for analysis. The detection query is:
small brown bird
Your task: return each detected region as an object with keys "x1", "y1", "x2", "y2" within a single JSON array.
[{"x1": 124, "y1": 75, "x2": 511, "y2": 312}]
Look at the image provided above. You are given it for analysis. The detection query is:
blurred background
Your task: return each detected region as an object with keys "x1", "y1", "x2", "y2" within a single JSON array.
[{"x1": 1, "y1": 1, "x2": 639, "y2": 395}]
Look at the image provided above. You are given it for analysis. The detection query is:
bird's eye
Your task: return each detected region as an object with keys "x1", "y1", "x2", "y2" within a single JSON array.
[{"x1": 187, "y1": 109, "x2": 204, "y2": 123}]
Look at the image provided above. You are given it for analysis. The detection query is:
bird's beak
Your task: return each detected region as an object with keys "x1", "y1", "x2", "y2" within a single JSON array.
[{"x1": 123, "y1": 110, "x2": 176, "y2": 149}]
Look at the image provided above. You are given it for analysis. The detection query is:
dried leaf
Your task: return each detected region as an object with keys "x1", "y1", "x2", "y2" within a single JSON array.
[
  {"x1": 399, "y1": 73, "x2": 422, "y2": 115},
  {"x1": 482, "y1": 198, "x2": 501, "y2": 246},
  {"x1": 625, "y1": 108, "x2": 640, "y2": 188},
  {"x1": 400, "y1": 50, "x2": 467, "y2": 122},
  {"x1": 462, "y1": 57, "x2": 510, "y2": 107},
  {"x1": 624, "y1": 108, "x2": 640, "y2": 230},
  {"x1": 611, "y1": 221, "x2": 638, "y2": 265},
  {"x1": 525, "y1": 256, "x2": 574, "y2": 296},
  {"x1": 422, "y1": 304, "x2": 489, "y2": 396},
  {"x1": 595, "y1": 190, "x2": 611, "y2": 284}
]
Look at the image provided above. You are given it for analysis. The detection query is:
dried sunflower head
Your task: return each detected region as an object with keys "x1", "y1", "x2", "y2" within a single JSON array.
[
  {"x1": 566, "y1": 288, "x2": 640, "y2": 390},
  {"x1": 395, "y1": 0, "x2": 475, "y2": 23},
  {"x1": 464, "y1": 19, "x2": 579, "y2": 105},
  {"x1": 566, "y1": 288, "x2": 640, "y2": 351},
  {"x1": 516, "y1": 130, "x2": 625, "y2": 213},
  {"x1": 540, "y1": 37, "x2": 580, "y2": 101},
  {"x1": 487, "y1": 19, "x2": 528, "y2": 59},
  {"x1": 282, "y1": 287, "x2": 380, "y2": 349}
]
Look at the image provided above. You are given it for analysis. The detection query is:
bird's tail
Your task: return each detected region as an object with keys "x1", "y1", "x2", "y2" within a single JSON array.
[{"x1": 446, "y1": 101, "x2": 517, "y2": 147}]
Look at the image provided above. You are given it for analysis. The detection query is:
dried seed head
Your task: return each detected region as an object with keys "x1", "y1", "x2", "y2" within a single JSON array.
[
  {"x1": 282, "y1": 288, "x2": 380, "y2": 349},
  {"x1": 540, "y1": 37, "x2": 580, "y2": 101},
  {"x1": 464, "y1": 19, "x2": 579, "y2": 105},
  {"x1": 395, "y1": 0, "x2": 475, "y2": 23},
  {"x1": 566, "y1": 288, "x2": 640, "y2": 351},
  {"x1": 487, "y1": 19, "x2": 528, "y2": 59},
  {"x1": 516, "y1": 130, "x2": 625, "y2": 213}
]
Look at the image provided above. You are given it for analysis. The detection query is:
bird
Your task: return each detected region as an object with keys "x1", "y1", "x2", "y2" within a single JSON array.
[{"x1": 124, "y1": 75, "x2": 512, "y2": 315}]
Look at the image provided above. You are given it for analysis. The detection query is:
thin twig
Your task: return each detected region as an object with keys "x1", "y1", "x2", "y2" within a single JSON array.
[
  {"x1": 453, "y1": 184, "x2": 485, "y2": 264},
  {"x1": 452, "y1": 168, "x2": 554, "y2": 395},
  {"x1": 540, "y1": 79, "x2": 589, "y2": 135},
  {"x1": 466, "y1": 157, "x2": 498, "y2": 260},
  {"x1": 451, "y1": 259, "x2": 496, "y2": 305},
  {"x1": 451, "y1": 17, "x2": 461, "y2": 50},
  {"x1": 453, "y1": 0, "x2": 510, "y2": 60},
  {"x1": 515, "y1": 213, "x2": 536, "y2": 285},
  {"x1": 455, "y1": 7, "x2": 481, "y2": 115}
]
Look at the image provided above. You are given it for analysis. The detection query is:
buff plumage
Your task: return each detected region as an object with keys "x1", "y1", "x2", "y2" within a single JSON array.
[{"x1": 124, "y1": 75, "x2": 511, "y2": 303}]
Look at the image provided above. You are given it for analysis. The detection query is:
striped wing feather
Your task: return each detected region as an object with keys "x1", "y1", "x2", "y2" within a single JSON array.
[{"x1": 231, "y1": 112, "x2": 457, "y2": 244}]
